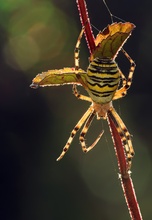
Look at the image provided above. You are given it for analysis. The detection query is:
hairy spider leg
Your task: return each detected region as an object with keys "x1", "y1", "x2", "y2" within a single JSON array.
[
  {"x1": 120, "y1": 71, "x2": 127, "y2": 87},
  {"x1": 108, "y1": 107, "x2": 134, "y2": 169},
  {"x1": 72, "y1": 84, "x2": 92, "y2": 102},
  {"x1": 113, "y1": 48, "x2": 136, "y2": 100},
  {"x1": 74, "y1": 27, "x2": 85, "y2": 71},
  {"x1": 56, "y1": 106, "x2": 94, "y2": 161},
  {"x1": 80, "y1": 110, "x2": 104, "y2": 152},
  {"x1": 73, "y1": 26, "x2": 92, "y2": 101},
  {"x1": 74, "y1": 27, "x2": 88, "y2": 88}
]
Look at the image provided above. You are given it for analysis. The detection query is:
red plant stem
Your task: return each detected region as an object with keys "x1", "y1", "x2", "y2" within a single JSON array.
[
  {"x1": 76, "y1": 0, "x2": 95, "y2": 53},
  {"x1": 121, "y1": 178, "x2": 143, "y2": 220},
  {"x1": 76, "y1": 0, "x2": 143, "y2": 219},
  {"x1": 107, "y1": 115, "x2": 143, "y2": 220},
  {"x1": 107, "y1": 110, "x2": 129, "y2": 177}
]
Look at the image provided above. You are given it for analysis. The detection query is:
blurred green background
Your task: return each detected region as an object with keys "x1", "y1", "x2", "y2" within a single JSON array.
[{"x1": 0, "y1": 0, "x2": 151, "y2": 219}]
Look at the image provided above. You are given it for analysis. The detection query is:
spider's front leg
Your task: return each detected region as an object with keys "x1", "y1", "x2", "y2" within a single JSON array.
[
  {"x1": 80, "y1": 110, "x2": 104, "y2": 153},
  {"x1": 56, "y1": 106, "x2": 93, "y2": 161},
  {"x1": 108, "y1": 107, "x2": 135, "y2": 170},
  {"x1": 113, "y1": 49, "x2": 136, "y2": 100},
  {"x1": 73, "y1": 84, "x2": 92, "y2": 102}
]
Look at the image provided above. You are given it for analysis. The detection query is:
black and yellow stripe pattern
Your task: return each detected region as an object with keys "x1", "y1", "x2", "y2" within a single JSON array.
[{"x1": 86, "y1": 57, "x2": 120, "y2": 104}]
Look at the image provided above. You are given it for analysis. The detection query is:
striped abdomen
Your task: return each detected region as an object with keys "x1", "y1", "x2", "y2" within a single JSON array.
[{"x1": 86, "y1": 57, "x2": 120, "y2": 104}]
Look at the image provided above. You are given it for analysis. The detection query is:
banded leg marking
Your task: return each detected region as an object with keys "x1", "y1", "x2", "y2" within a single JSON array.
[
  {"x1": 80, "y1": 111, "x2": 104, "y2": 153},
  {"x1": 56, "y1": 106, "x2": 93, "y2": 161},
  {"x1": 74, "y1": 27, "x2": 85, "y2": 71},
  {"x1": 73, "y1": 26, "x2": 89, "y2": 99},
  {"x1": 73, "y1": 84, "x2": 92, "y2": 102},
  {"x1": 113, "y1": 49, "x2": 136, "y2": 100},
  {"x1": 108, "y1": 107, "x2": 134, "y2": 170},
  {"x1": 120, "y1": 71, "x2": 127, "y2": 87}
]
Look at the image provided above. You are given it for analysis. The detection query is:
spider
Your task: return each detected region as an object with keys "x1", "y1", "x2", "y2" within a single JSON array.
[
  {"x1": 30, "y1": 22, "x2": 136, "y2": 170},
  {"x1": 55, "y1": 23, "x2": 136, "y2": 170}
]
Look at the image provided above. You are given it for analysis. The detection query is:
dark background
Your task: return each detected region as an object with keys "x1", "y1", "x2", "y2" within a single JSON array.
[{"x1": 0, "y1": 0, "x2": 151, "y2": 219}]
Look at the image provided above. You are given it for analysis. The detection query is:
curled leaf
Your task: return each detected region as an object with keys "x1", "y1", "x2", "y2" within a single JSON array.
[
  {"x1": 91, "y1": 22, "x2": 135, "y2": 60},
  {"x1": 30, "y1": 68, "x2": 87, "y2": 88}
]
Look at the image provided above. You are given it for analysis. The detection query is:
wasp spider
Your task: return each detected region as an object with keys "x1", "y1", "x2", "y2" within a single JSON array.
[{"x1": 56, "y1": 26, "x2": 135, "y2": 170}]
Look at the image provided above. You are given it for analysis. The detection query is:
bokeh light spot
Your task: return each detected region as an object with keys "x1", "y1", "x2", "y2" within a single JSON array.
[
  {"x1": 0, "y1": 0, "x2": 30, "y2": 12},
  {"x1": 2, "y1": 1, "x2": 75, "y2": 71},
  {"x1": 4, "y1": 35, "x2": 40, "y2": 70}
]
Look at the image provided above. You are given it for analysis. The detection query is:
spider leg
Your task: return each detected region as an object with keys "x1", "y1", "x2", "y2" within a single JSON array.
[
  {"x1": 108, "y1": 107, "x2": 135, "y2": 170},
  {"x1": 74, "y1": 27, "x2": 85, "y2": 71},
  {"x1": 74, "y1": 27, "x2": 88, "y2": 87},
  {"x1": 113, "y1": 48, "x2": 136, "y2": 100},
  {"x1": 120, "y1": 70, "x2": 127, "y2": 87},
  {"x1": 73, "y1": 84, "x2": 92, "y2": 102},
  {"x1": 80, "y1": 110, "x2": 104, "y2": 153},
  {"x1": 56, "y1": 106, "x2": 93, "y2": 161},
  {"x1": 73, "y1": 26, "x2": 89, "y2": 100}
]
